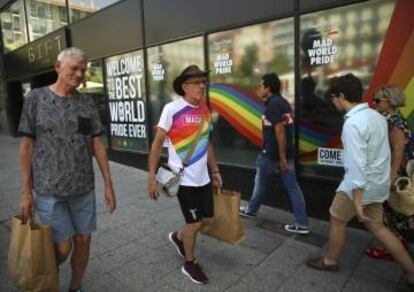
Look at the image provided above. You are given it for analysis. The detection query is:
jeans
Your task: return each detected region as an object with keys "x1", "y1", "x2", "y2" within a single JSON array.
[{"x1": 247, "y1": 153, "x2": 309, "y2": 227}]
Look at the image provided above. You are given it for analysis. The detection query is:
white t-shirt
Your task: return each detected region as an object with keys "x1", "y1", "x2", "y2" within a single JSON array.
[{"x1": 157, "y1": 98, "x2": 213, "y2": 186}]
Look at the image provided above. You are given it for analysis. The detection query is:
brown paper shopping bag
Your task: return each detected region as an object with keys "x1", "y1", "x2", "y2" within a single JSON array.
[
  {"x1": 201, "y1": 188, "x2": 245, "y2": 244},
  {"x1": 7, "y1": 216, "x2": 59, "y2": 292}
]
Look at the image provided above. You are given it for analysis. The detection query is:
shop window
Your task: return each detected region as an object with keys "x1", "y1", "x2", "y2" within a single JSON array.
[
  {"x1": 0, "y1": 0, "x2": 28, "y2": 53},
  {"x1": 69, "y1": 0, "x2": 119, "y2": 23},
  {"x1": 146, "y1": 37, "x2": 204, "y2": 140},
  {"x1": 208, "y1": 18, "x2": 295, "y2": 167},
  {"x1": 298, "y1": 0, "x2": 396, "y2": 178},
  {"x1": 104, "y1": 50, "x2": 148, "y2": 152},
  {"x1": 26, "y1": 0, "x2": 67, "y2": 41},
  {"x1": 78, "y1": 60, "x2": 108, "y2": 146}
]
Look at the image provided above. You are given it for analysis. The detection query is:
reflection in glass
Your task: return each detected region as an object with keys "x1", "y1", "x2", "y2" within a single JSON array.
[
  {"x1": 78, "y1": 60, "x2": 108, "y2": 146},
  {"x1": 298, "y1": 0, "x2": 395, "y2": 178},
  {"x1": 69, "y1": 0, "x2": 119, "y2": 23},
  {"x1": 147, "y1": 37, "x2": 204, "y2": 140},
  {"x1": 208, "y1": 18, "x2": 295, "y2": 167},
  {"x1": 26, "y1": 0, "x2": 67, "y2": 41},
  {"x1": 1, "y1": 0, "x2": 28, "y2": 52}
]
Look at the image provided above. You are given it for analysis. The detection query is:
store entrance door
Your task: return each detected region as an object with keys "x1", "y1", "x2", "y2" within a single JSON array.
[{"x1": 6, "y1": 70, "x2": 57, "y2": 136}]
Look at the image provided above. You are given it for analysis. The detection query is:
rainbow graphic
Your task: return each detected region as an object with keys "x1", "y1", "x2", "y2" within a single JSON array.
[
  {"x1": 207, "y1": 0, "x2": 413, "y2": 166},
  {"x1": 298, "y1": 122, "x2": 340, "y2": 163},
  {"x1": 209, "y1": 83, "x2": 264, "y2": 147},
  {"x1": 299, "y1": 0, "x2": 414, "y2": 164},
  {"x1": 365, "y1": 0, "x2": 414, "y2": 126},
  {"x1": 168, "y1": 104, "x2": 212, "y2": 166}
]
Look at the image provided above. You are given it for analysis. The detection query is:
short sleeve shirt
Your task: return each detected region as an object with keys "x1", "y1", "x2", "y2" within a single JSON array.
[
  {"x1": 262, "y1": 94, "x2": 295, "y2": 160},
  {"x1": 18, "y1": 86, "x2": 104, "y2": 197},
  {"x1": 158, "y1": 98, "x2": 213, "y2": 187}
]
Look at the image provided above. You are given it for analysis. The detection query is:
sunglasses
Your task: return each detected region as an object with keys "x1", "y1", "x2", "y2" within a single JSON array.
[{"x1": 373, "y1": 98, "x2": 388, "y2": 103}]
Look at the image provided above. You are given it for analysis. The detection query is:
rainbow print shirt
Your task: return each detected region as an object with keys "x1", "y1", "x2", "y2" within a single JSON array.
[{"x1": 158, "y1": 98, "x2": 212, "y2": 186}]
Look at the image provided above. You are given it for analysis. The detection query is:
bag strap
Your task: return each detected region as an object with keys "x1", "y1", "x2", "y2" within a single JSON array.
[
  {"x1": 182, "y1": 106, "x2": 206, "y2": 167},
  {"x1": 395, "y1": 176, "x2": 412, "y2": 192}
]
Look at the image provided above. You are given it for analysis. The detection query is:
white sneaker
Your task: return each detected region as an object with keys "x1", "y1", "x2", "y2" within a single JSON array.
[
  {"x1": 239, "y1": 206, "x2": 256, "y2": 218},
  {"x1": 284, "y1": 224, "x2": 310, "y2": 235}
]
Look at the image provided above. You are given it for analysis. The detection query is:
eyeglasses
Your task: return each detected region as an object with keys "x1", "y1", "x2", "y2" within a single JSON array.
[
  {"x1": 184, "y1": 79, "x2": 207, "y2": 86},
  {"x1": 373, "y1": 98, "x2": 388, "y2": 104}
]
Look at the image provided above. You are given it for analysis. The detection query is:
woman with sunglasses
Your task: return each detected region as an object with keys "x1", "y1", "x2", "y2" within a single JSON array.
[{"x1": 366, "y1": 84, "x2": 414, "y2": 260}]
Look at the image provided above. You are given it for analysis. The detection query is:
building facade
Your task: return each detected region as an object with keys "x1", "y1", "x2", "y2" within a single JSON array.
[{"x1": 0, "y1": 0, "x2": 413, "y2": 220}]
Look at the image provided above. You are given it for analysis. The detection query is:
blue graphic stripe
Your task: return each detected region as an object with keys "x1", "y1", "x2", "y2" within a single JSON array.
[{"x1": 299, "y1": 127, "x2": 331, "y2": 142}]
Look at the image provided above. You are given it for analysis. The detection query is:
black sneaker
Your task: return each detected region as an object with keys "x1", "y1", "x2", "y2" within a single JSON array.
[
  {"x1": 181, "y1": 261, "x2": 208, "y2": 284},
  {"x1": 284, "y1": 224, "x2": 310, "y2": 235},
  {"x1": 239, "y1": 206, "x2": 256, "y2": 219},
  {"x1": 169, "y1": 231, "x2": 185, "y2": 257},
  {"x1": 68, "y1": 288, "x2": 84, "y2": 292}
]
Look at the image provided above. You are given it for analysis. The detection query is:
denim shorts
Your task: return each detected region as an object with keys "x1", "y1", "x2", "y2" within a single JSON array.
[{"x1": 35, "y1": 190, "x2": 97, "y2": 243}]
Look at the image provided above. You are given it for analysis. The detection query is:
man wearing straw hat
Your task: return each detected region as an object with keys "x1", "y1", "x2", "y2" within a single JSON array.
[{"x1": 148, "y1": 65, "x2": 222, "y2": 285}]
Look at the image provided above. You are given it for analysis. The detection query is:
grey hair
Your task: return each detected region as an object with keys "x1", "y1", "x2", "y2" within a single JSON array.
[
  {"x1": 374, "y1": 84, "x2": 405, "y2": 108},
  {"x1": 57, "y1": 47, "x2": 87, "y2": 62}
]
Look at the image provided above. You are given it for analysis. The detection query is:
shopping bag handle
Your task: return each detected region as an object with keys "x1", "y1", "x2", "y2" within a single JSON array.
[
  {"x1": 20, "y1": 208, "x2": 36, "y2": 226},
  {"x1": 395, "y1": 176, "x2": 412, "y2": 192},
  {"x1": 215, "y1": 187, "x2": 221, "y2": 196},
  {"x1": 18, "y1": 214, "x2": 32, "y2": 225}
]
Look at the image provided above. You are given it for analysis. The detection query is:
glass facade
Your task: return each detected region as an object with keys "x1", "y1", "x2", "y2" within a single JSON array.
[
  {"x1": 146, "y1": 37, "x2": 204, "y2": 139},
  {"x1": 0, "y1": 0, "x2": 28, "y2": 52},
  {"x1": 26, "y1": 0, "x2": 67, "y2": 41},
  {"x1": 298, "y1": 0, "x2": 395, "y2": 178},
  {"x1": 1, "y1": 0, "x2": 122, "y2": 53},
  {"x1": 1, "y1": 0, "x2": 411, "y2": 182},
  {"x1": 69, "y1": 0, "x2": 119, "y2": 23},
  {"x1": 208, "y1": 18, "x2": 295, "y2": 167}
]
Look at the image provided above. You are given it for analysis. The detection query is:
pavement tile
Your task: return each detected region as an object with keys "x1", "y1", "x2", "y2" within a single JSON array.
[
  {"x1": 91, "y1": 227, "x2": 137, "y2": 257},
  {"x1": 109, "y1": 248, "x2": 181, "y2": 291},
  {"x1": 83, "y1": 273, "x2": 132, "y2": 292},
  {"x1": 239, "y1": 224, "x2": 286, "y2": 255},
  {"x1": 86, "y1": 239, "x2": 152, "y2": 281}
]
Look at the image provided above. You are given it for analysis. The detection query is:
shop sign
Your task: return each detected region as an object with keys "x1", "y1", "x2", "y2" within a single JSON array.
[
  {"x1": 4, "y1": 29, "x2": 67, "y2": 79},
  {"x1": 105, "y1": 50, "x2": 148, "y2": 152},
  {"x1": 317, "y1": 147, "x2": 343, "y2": 167},
  {"x1": 212, "y1": 39, "x2": 233, "y2": 74},
  {"x1": 150, "y1": 54, "x2": 165, "y2": 81},
  {"x1": 307, "y1": 27, "x2": 338, "y2": 66}
]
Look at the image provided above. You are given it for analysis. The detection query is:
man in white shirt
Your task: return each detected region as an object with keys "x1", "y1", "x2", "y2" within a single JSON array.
[
  {"x1": 148, "y1": 65, "x2": 222, "y2": 285},
  {"x1": 306, "y1": 74, "x2": 414, "y2": 287}
]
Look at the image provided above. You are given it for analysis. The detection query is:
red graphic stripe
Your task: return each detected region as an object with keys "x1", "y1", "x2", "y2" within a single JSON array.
[{"x1": 365, "y1": 0, "x2": 414, "y2": 100}]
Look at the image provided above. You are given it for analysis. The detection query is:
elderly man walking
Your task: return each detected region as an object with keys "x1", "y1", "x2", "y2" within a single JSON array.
[
  {"x1": 19, "y1": 47, "x2": 116, "y2": 292},
  {"x1": 148, "y1": 65, "x2": 222, "y2": 285}
]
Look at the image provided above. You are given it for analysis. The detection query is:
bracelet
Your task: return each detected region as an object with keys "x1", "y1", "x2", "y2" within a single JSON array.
[{"x1": 212, "y1": 170, "x2": 220, "y2": 174}]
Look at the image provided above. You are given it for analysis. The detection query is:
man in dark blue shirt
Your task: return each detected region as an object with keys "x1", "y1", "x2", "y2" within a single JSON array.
[{"x1": 240, "y1": 73, "x2": 309, "y2": 234}]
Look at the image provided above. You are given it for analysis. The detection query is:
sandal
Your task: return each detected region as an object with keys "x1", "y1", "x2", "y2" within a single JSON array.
[
  {"x1": 365, "y1": 238, "x2": 408, "y2": 261},
  {"x1": 365, "y1": 247, "x2": 393, "y2": 261},
  {"x1": 306, "y1": 256, "x2": 339, "y2": 272}
]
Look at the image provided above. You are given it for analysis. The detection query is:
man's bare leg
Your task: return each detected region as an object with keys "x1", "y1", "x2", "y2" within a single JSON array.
[
  {"x1": 69, "y1": 234, "x2": 91, "y2": 290},
  {"x1": 55, "y1": 239, "x2": 72, "y2": 265},
  {"x1": 325, "y1": 216, "x2": 348, "y2": 266},
  {"x1": 179, "y1": 222, "x2": 202, "y2": 261},
  {"x1": 365, "y1": 221, "x2": 414, "y2": 283}
]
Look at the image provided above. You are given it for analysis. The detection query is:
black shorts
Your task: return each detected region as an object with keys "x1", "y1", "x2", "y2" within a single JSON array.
[{"x1": 177, "y1": 183, "x2": 214, "y2": 224}]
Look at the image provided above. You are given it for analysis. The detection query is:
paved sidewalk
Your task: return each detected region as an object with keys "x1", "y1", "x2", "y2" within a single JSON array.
[{"x1": 0, "y1": 134, "x2": 404, "y2": 291}]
